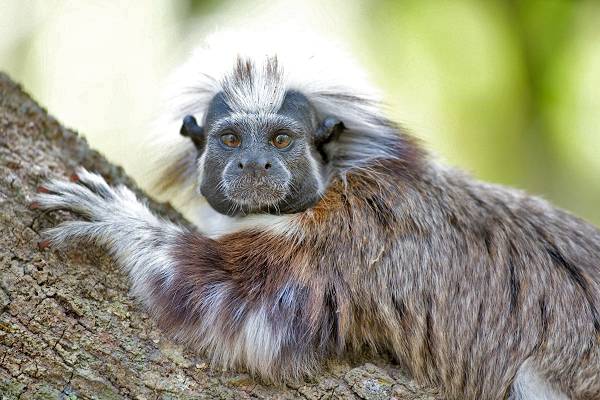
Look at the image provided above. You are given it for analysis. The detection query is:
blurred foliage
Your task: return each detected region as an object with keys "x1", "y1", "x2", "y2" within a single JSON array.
[
  {"x1": 360, "y1": 0, "x2": 600, "y2": 224},
  {"x1": 1, "y1": 0, "x2": 598, "y2": 224}
]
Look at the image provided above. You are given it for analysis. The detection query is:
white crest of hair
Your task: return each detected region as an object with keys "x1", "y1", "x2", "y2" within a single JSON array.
[
  {"x1": 149, "y1": 29, "x2": 402, "y2": 222},
  {"x1": 510, "y1": 361, "x2": 568, "y2": 400}
]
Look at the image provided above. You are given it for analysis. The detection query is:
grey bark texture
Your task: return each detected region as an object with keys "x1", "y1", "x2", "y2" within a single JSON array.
[{"x1": 0, "y1": 73, "x2": 438, "y2": 400}]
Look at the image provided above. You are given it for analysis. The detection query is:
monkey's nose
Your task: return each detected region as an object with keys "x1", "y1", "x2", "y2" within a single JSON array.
[{"x1": 237, "y1": 158, "x2": 272, "y2": 176}]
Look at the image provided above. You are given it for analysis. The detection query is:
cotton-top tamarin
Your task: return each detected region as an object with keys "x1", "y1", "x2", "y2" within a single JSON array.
[{"x1": 33, "y1": 32, "x2": 600, "y2": 399}]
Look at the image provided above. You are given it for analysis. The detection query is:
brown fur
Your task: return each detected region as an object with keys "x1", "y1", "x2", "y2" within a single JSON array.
[{"x1": 144, "y1": 134, "x2": 600, "y2": 397}]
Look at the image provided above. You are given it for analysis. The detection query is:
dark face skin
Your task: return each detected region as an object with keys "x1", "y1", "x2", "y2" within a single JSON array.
[{"x1": 180, "y1": 91, "x2": 343, "y2": 216}]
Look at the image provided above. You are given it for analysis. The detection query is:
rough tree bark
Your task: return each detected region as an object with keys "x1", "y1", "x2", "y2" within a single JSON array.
[{"x1": 0, "y1": 73, "x2": 438, "y2": 400}]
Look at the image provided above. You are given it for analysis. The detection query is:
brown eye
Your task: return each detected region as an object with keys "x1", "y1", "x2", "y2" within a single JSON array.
[
  {"x1": 272, "y1": 133, "x2": 292, "y2": 149},
  {"x1": 220, "y1": 133, "x2": 240, "y2": 148}
]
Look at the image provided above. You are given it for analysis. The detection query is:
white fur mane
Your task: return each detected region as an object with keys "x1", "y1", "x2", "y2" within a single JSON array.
[{"x1": 150, "y1": 30, "x2": 403, "y2": 225}]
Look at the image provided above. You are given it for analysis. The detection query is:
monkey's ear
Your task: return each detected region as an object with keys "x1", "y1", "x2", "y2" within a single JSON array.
[
  {"x1": 315, "y1": 116, "x2": 345, "y2": 145},
  {"x1": 180, "y1": 115, "x2": 206, "y2": 150},
  {"x1": 315, "y1": 117, "x2": 345, "y2": 163}
]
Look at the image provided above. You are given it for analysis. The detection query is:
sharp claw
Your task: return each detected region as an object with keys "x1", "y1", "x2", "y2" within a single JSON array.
[
  {"x1": 69, "y1": 173, "x2": 80, "y2": 183},
  {"x1": 30, "y1": 201, "x2": 40, "y2": 210},
  {"x1": 38, "y1": 240, "x2": 51, "y2": 250},
  {"x1": 36, "y1": 186, "x2": 49, "y2": 193}
]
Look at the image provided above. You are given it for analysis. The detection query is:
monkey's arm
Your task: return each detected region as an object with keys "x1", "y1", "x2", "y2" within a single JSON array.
[{"x1": 33, "y1": 168, "x2": 336, "y2": 381}]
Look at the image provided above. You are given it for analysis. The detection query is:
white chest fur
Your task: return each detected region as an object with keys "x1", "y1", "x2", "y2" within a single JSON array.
[{"x1": 193, "y1": 202, "x2": 297, "y2": 239}]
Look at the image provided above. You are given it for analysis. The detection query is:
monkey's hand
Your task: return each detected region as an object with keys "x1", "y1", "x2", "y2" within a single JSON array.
[
  {"x1": 32, "y1": 167, "x2": 185, "y2": 298},
  {"x1": 33, "y1": 167, "x2": 189, "y2": 320},
  {"x1": 33, "y1": 167, "x2": 180, "y2": 251}
]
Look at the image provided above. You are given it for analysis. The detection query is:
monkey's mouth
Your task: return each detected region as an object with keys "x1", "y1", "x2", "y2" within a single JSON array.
[{"x1": 222, "y1": 177, "x2": 289, "y2": 211}]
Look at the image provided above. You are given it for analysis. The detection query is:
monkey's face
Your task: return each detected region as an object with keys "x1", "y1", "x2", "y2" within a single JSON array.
[
  {"x1": 182, "y1": 91, "x2": 339, "y2": 216},
  {"x1": 200, "y1": 113, "x2": 324, "y2": 216}
]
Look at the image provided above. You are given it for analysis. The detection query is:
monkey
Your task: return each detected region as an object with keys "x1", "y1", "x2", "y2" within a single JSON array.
[{"x1": 32, "y1": 31, "x2": 600, "y2": 399}]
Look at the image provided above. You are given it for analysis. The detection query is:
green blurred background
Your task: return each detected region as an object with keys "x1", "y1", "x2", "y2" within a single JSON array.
[{"x1": 1, "y1": 0, "x2": 599, "y2": 224}]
